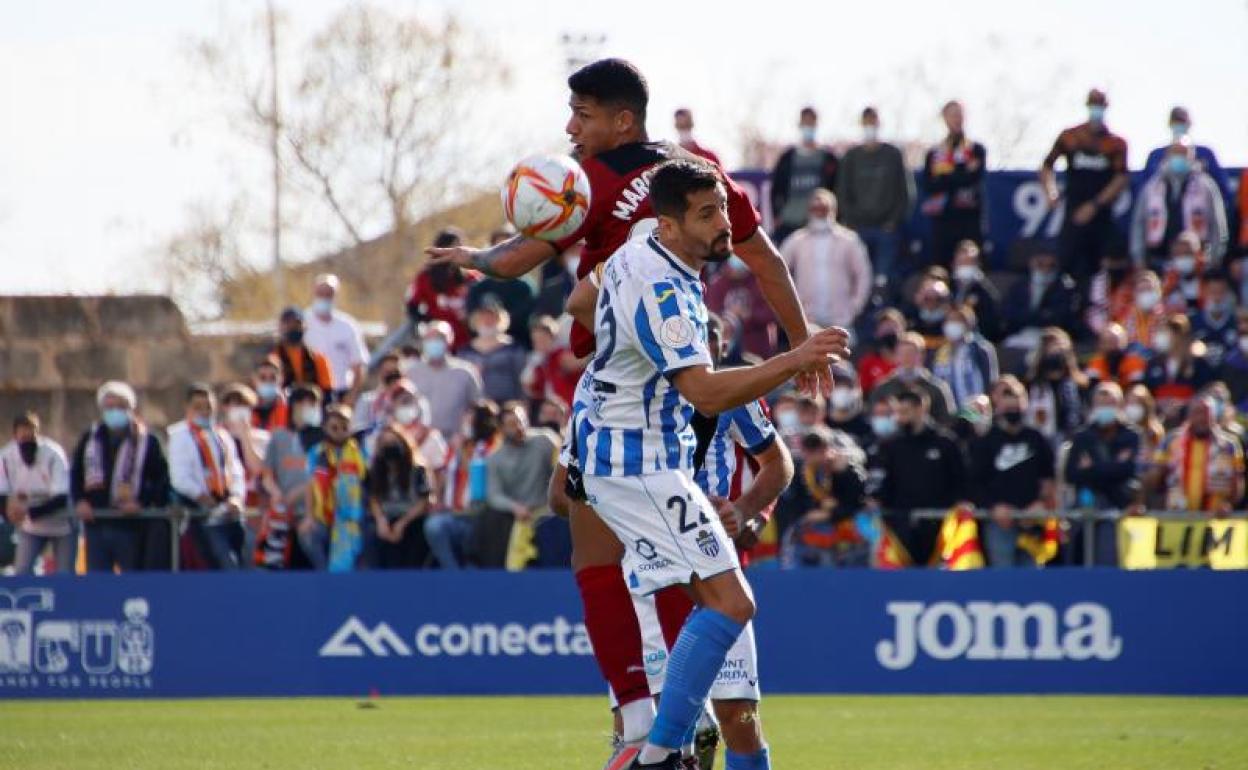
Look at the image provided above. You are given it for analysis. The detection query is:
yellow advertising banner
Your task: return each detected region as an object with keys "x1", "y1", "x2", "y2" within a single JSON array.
[{"x1": 1118, "y1": 517, "x2": 1248, "y2": 569}]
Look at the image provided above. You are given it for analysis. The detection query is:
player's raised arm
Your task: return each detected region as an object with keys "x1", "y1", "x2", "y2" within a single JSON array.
[
  {"x1": 565, "y1": 265, "x2": 602, "y2": 333},
  {"x1": 670, "y1": 327, "x2": 848, "y2": 415},
  {"x1": 425, "y1": 234, "x2": 559, "y2": 279}
]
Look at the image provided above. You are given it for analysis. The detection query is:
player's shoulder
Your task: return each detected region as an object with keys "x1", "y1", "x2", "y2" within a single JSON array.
[{"x1": 607, "y1": 236, "x2": 684, "y2": 286}]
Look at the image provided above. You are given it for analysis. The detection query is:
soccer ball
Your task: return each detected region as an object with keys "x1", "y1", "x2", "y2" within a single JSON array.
[{"x1": 501, "y1": 154, "x2": 591, "y2": 241}]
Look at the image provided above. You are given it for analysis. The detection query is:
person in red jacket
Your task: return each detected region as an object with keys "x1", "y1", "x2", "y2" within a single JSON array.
[{"x1": 406, "y1": 228, "x2": 479, "y2": 353}]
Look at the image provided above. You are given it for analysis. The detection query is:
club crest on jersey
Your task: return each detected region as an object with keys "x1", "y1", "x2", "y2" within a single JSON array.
[
  {"x1": 696, "y1": 529, "x2": 720, "y2": 558},
  {"x1": 660, "y1": 317, "x2": 695, "y2": 349}
]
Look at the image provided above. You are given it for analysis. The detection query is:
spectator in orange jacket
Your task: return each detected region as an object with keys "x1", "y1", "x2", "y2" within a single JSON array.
[
  {"x1": 1084, "y1": 323, "x2": 1147, "y2": 390},
  {"x1": 272, "y1": 307, "x2": 334, "y2": 396}
]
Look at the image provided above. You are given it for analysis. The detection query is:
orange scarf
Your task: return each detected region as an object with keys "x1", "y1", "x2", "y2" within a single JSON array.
[{"x1": 190, "y1": 423, "x2": 226, "y2": 500}]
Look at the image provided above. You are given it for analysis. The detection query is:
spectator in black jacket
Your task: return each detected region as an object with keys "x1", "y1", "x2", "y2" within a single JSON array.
[
  {"x1": 874, "y1": 388, "x2": 968, "y2": 564},
  {"x1": 1003, "y1": 248, "x2": 1081, "y2": 345},
  {"x1": 770, "y1": 106, "x2": 838, "y2": 245},
  {"x1": 921, "y1": 101, "x2": 987, "y2": 268},
  {"x1": 972, "y1": 376, "x2": 1056, "y2": 567},
  {"x1": 71, "y1": 381, "x2": 171, "y2": 572},
  {"x1": 950, "y1": 240, "x2": 1003, "y2": 342},
  {"x1": 1066, "y1": 381, "x2": 1143, "y2": 507},
  {"x1": 795, "y1": 426, "x2": 867, "y2": 525}
]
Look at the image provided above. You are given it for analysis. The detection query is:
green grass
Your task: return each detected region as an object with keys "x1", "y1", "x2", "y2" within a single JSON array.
[{"x1": 1, "y1": 695, "x2": 1245, "y2": 770}]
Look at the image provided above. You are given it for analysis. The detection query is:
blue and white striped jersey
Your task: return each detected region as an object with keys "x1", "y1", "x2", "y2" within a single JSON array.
[
  {"x1": 694, "y1": 399, "x2": 776, "y2": 500},
  {"x1": 573, "y1": 235, "x2": 712, "y2": 477}
]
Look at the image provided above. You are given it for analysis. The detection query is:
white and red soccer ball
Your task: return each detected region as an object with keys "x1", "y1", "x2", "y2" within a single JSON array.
[{"x1": 501, "y1": 154, "x2": 591, "y2": 241}]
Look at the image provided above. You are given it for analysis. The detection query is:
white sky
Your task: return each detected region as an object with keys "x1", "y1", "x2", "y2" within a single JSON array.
[{"x1": 2, "y1": 0, "x2": 1246, "y2": 298}]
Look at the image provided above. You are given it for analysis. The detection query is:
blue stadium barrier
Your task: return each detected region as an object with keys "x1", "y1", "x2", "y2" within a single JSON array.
[{"x1": 1, "y1": 569, "x2": 1244, "y2": 699}]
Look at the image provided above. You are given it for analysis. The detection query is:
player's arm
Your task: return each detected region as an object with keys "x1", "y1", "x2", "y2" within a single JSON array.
[
  {"x1": 734, "y1": 438, "x2": 792, "y2": 525},
  {"x1": 565, "y1": 263, "x2": 606, "y2": 332},
  {"x1": 1039, "y1": 132, "x2": 1066, "y2": 207},
  {"x1": 670, "y1": 328, "x2": 847, "y2": 415},
  {"x1": 425, "y1": 234, "x2": 559, "y2": 279}
]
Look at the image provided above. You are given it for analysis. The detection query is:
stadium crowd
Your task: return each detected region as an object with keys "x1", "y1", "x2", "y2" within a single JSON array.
[{"x1": 3, "y1": 90, "x2": 1247, "y2": 575}]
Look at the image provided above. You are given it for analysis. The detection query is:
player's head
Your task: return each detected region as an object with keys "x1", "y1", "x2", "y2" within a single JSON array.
[
  {"x1": 649, "y1": 159, "x2": 731, "y2": 263},
  {"x1": 566, "y1": 58, "x2": 648, "y2": 159}
]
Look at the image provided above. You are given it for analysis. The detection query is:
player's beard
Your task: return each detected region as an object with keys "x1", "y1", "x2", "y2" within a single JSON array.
[{"x1": 702, "y1": 231, "x2": 733, "y2": 262}]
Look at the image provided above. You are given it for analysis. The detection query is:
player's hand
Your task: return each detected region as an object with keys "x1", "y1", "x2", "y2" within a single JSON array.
[
  {"x1": 790, "y1": 327, "x2": 850, "y2": 392},
  {"x1": 736, "y1": 518, "x2": 761, "y2": 551},
  {"x1": 424, "y1": 245, "x2": 478, "y2": 270},
  {"x1": 711, "y1": 496, "x2": 741, "y2": 538}
]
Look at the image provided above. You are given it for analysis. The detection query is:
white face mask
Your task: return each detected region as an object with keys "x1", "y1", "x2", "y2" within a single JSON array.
[
  {"x1": 677, "y1": 129, "x2": 694, "y2": 145},
  {"x1": 942, "y1": 322, "x2": 967, "y2": 341},
  {"x1": 227, "y1": 406, "x2": 251, "y2": 425},
  {"x1": 1172, "y1": 256, "x2": 1197, "y2": 276},
  {"x1": 775, "y1": 410, "x2": 800, "y2": 433},
  {"x1": 830, "y1": 388, "x2": 858, "y2": 411},
  {"x1": 1136, "y1": 290, "x2": 1160, "y2": 311},
  {"x1": 1124, "y1": 403, "x2": 1145, "y2": 423},
  {"x1": 863, "y1": 125, "x2": 879, "y2": 143},
  {"x1": 1153, "y1": 331, "x2": 1173, "y2": 354},
  {"x1": 953, "y1": 265, "x2": 980, "y2": 283},
  {"x1": 1239, "y1": 337, "x2": 1248, "y2": 355},
  {"x1": 300, "y1": 407, "x2": 322, "y2": 428},
  {"x1": 395, "y1": 405, "x2": 419, "y2": 425}
]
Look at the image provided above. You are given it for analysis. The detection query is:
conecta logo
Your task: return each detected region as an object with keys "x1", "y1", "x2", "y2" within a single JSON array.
[{"x1": 320, "y1": 616, "x2": 593, "y2": 658}]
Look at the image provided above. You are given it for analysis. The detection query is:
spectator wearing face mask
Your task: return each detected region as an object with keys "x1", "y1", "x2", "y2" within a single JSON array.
[
  {"x1": 405, "y1": 320, "x2": 483, "y2": 440},
  {"x1": 862, "y1": 398, "x2": 898, "y2": 500},
  {"x1": 1024, "y1": 328, "x2": 1088, "y2": 443},
  {"x1": 921, "y1": 100, "x2": 987, "y2": 269},
  {"x1": 406, "y1": 228, "x2": 480, "y2": 352},
  {"x1": 1132, "y1": 139, "x2": 1228, "y2": 272},
  {"x1": 1158, "y1": 231, "x2": 1212, "y2": 314},
  {"x1": 1142, "y1": 314, "x2": 1215, "y2": 424},
  {"x1": 874, "y1": 388, "x2": 968, "y2": 564},
  {"x1": 219, "y1": 383, "x2": 270, "y2": 511},
  {"x1": 949, "y1": 241, "x2": 1002, "y2": 342},
  {"x1": 1217, "y1": 309, "x2": 1248, "y2": 409},
  {"x1": 1142, "y1": 107, "x2": 1234, "y2": 217},
  {"x1": 384, "y1": 380, "x2": 447, "y2": 499},
  {"x1": 255, "y1": 385, "x2": 322, "y2": 569},
  {"x1": 250, "y1": 356, "x2": 288, "y2": 432},
  {"x1": 352, "y1": 353, "x2": 405, "y2": 437},
  {"x1": 367, "y1": 425, "x2": 433, "y2": 569},
  {"x1": 857, "y1": 309, "x2": 906, "y2": 395},
  {"x1": 459, "y1": 296, "x2": 528, "y2": 405},
  {"x1": 770, "y1": 393, "x2": 804, "y2": 455},
  {"x1": 1003, "y1": 249, "x2": 1081, "y2": 348},
  {"x1": 1085, "y1": 322, "x2": 1148, "y2": 390},
  {"x1": 271, "y1": 307, "x2": 333, "y2": 396},
  {"x1": 1148, "y1": 396, "x2": 1244, "y2": 514},
  {"x1": 707, "y1": 252, "x2": 780, "y2": 359},
  {"x1": 424, "y1": 400, "x2": 502, "y2": 569},
  {"x1": 930, "y1": 304, "x2": 998, "y2": 411},
  {"x1": 1122, "y1": 270, "x2": 1167, "y2": 351},
  {"x1": 169, "y1": 384, "x2": 249, "y2": 570},
  {"x1": 674, "y1": 107, "x2": 721, "y2": 166},
  {"x1": 972, "y1": 376, "x2": 1056, "y2": 567},
  {"x1": 1, "y1": 412, "x2": 72, "y2": 575},
  {"x1": 905, "y1": 271, "x2": 953, "y2": 350},
  {"x1": 1085, "y1": 245, "x2": 1137, "y2": 338},
  {"x1": 303, "y1": 273, "x2": 370, "y2": 405},
  {"x1": 778, "y1": 188, "x2": 873, "y2": 332},
  {"x1": 522, "y1": 315, "x2": 588, "y2": 409},
  {"x1": 770, "y1": 106, "x2": 839, "y2": 245},
  {"x1": 1039, "y1": 88, "x2": 1129, "y2": 285},
  {"x1": 838, "y1": 106, "x2": 914, "y2": 293},
  {"x1": 71, "y1": 381, "x2": 170, "y2": 573},
  {"x1": 1066, "y1": 382, "x2": 1143, "y2": 510},
  {"x1": 827, "y1": 373, "x2": 872, "y2": 450},
  {"x1": 1190, "y1": 271, "x2": 1239, "y2": 366},
  {"x1": 869, "y1": 332, "x2": 956, "y2": 426}
]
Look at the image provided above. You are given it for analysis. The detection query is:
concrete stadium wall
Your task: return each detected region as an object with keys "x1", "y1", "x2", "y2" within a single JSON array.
[{"x1": 0, "y1": 296, "x2": 274, "y2": 448}]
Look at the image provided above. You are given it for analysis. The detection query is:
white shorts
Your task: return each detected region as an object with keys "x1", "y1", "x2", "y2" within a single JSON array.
[{"x1": 583, "y1": 470, "x2": 740, "y2": 597}]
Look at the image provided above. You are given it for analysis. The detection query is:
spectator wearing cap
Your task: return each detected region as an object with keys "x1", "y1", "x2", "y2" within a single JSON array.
[
  {"x1": 467, "y1": 232, "x2": 537, "y2": 349},
  {"x1": 1148, "y1": 395, "x2": 1244, "y2": 514},
  {"x1": 770, "y1": 106, "x2": 839, "y2": 245},
  {"x1": 405, "y1": 319, "x2": 483, "y2": 439},
  {"x1": 522, "y1": 315, "x2": 585, "y2": 410},
  {"x1": 949, "y1": 241, "x2": 1002, "y2": 342},
  {"x1": 304, "y1": 273, "x2": 370, "y2": 406},
  {"x1": 837, "y1": 106, "x2": 914, "y2": 292},
  {"x1": 272, "y1": 307, "x2": 333, "y2": 396},
  {"x1": 1039, "y1": 88, "x2": 1129, "y2": 285},
  {"x1": 930, "y1": 303, "x2": 998, "y2": 411},
  {"x1": 1131, "y1": 141, "x2": 1228, "y2": 271},
  {"x1": 921, "y1": 101, "x2": 987, "y2": 269},
  {"x1": 406, "y1": 228, "x2": 480, "y2": 353},
  {"x1": 71, "y1": 381, "x2": 170, "y2": 572},
  {"x1": 674, "y1": 107, "x2": 721, "y2": 166},
  {"x1": 1143, "y1": 107, "x2": 1234, "y2": 208},
  {"x1": 169, "y1": 384, "x2": 248, "y2": 570},
  {"x1": 302, "y1": 403, "x2": 370, "y2": 570},
  {"x1": 779, "y1": 189, "x2": 873, "y2": 333},
  {"x1": 459, "y1": 297, "x2": 528, "y2": 405},
  {"x1": 1, "y1": 412, "x2": 72, "y2": 574},
  {"x1": 251, "y1": 355, "x2": 288, "y2": 432}
]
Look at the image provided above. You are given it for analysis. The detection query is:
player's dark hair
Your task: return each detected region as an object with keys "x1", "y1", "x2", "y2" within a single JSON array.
[
  {"x1": 649, "y1": 159, "x2": 721, "y2": 220},
  {"x1": 568, "y1": 58, "x2": 648, "y2": 123}
]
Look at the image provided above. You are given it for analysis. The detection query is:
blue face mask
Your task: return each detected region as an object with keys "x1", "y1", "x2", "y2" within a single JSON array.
[
  {"x1": 1091, "y1": 406, "x2": 1119, "y2": 427},
  {"x1": 871, "y1": 415, "x2": 897, "y2": 437},
  {"x1": 1087, "y1": 105, "x2": 1106, "y2": 124},
  {"x1": 102, "y1": 408, "x2": 130, "y2": 431},
  {"x1": 193, "y1": 415, "x2": 213, "y2": 430},
  {"x1": 256, "y1": 382, "x2": 279, "y2": 402},
  {"x1": 423, "y1": 338, "x2": 447, "y2": 360},
  {"x1": 312, "y1": 298, "x2": 333, "y2": 316},
  {"x1": 1170, "y1": 122, "x2": 1189, "y2": 142},
  {"x1": 726, "y1": 254, "x2": 747, "y2": 272},
  {"x1": 1167, "y1": 155, "x2": 1190, "y2": 177},
  {"x1": 799, "y1": 125, "x2": 817, "y2": 144}
]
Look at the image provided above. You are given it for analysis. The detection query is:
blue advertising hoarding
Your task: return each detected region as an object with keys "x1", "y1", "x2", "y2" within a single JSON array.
[{"x1": 1, "y1": 569, "x2": 1244, "y2": 699}]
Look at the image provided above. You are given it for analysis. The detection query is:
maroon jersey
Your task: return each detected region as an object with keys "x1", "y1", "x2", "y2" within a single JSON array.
[{"x1": 554, "y1": 141, "x2": 762, "y2": 356}]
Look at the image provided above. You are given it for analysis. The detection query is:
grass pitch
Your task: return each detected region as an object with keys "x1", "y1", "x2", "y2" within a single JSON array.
[{"x1": 1, "y1": 695, "x2": 1245, "y2": 769}]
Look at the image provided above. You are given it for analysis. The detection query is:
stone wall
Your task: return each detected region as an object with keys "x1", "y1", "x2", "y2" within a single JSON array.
[{"x1": 0, "y1": 296, "x2": 277, "y2": 449}]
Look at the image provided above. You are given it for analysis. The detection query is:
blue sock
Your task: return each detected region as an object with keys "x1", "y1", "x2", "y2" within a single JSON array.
[
  {"x1": 649, "y1": 608, "x2": 744, "y2": 749},
  {"x1": 725, "y1": 747, "x2": 771, "y2": 770}
]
